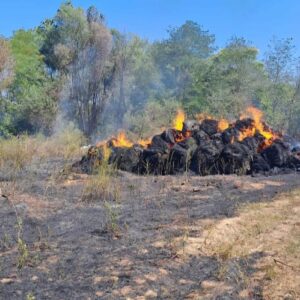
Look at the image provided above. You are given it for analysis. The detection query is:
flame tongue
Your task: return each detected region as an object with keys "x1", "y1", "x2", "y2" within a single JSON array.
[
  {"x1": 218, "y1": 119, "x2": 229, "y2": 131},
  {"x1": 111, "y1": 131, "x2": 151, "y2": 148},
  {"x1": 245, "y1": 107, "x2": 274, "y2": 140},
  {"x1": 171, "y1": 106, "x2": 278, "y2": 149},
  {"x1": 237, "y1": 127, "x2": 256, "y2": 141},
  {"x1": 172, "y1": 110, "x2": 196, "y2": 143},
  {"x1": 173, "y1": 109, "x2": 185, "y2": 131},
  {"x1": 112, "y1": 131, "x2": 133, "y2": 148},
  {"x1": 238, "y1": 107, "x2": 278, "y2": 149},
  {"x1": 137, "y1": 138, "x2": 151, "y2": 147}
]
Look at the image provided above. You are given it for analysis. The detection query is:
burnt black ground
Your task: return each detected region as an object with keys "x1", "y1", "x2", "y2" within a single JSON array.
[{"x1": 0, "y1": 159, "x2": 300, "y2": 299}]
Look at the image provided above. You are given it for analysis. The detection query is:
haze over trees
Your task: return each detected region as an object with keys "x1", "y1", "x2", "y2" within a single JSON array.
[{"x1": 0, "y1": 1, "x2": 299, "y2": 139}]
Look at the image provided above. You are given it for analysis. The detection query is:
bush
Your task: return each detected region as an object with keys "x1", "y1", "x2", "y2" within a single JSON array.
[{"x1": 0, "y1": 135, "x2": 38, "y2": 174}]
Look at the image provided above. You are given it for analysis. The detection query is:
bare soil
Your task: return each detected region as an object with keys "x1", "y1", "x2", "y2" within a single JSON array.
[{"x1": 0, "y1": 159, "x2": 299, "y2": 299}]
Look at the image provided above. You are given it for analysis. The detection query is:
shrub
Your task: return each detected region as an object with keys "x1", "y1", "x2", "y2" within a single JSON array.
[
  {"x1": 81, "y1": 157, "x2": 120, "y2": 202},
  {"x1": 0, "y1": 135, "x2": 37, "y2": 173}
]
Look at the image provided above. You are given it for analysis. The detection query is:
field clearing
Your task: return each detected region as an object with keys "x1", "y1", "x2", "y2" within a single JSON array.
[{"x1": 0, "y1": 155, "x2": 299, "y2": 299}]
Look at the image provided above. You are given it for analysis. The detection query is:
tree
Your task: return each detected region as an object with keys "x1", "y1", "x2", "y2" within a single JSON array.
[
  {"x1": 109, "y1": 31, "x2": 131, "y2": 128},
  {"x1": 86, "y1": 5, "x2": 104, "y2": 24},
  {"x1": 288, "y1": 64, "x2": 300, "y2": 136},
  {"x1": 107, "y1": 32, "x2": 159, "y2": 129},
  {"x1": 0, "y1": 37, "x2": 15, "y2": 136},
  {"x1": 0, "y1": 37, "x2": 14, "y2": 91},
  {"x1": 186, "y1": 37, "x2": 266, "y2": 118},
  {"x1": 8, "y1": 29, "x2": 58, "y2": 134},
  {"x1": 152, "y1": 21, "x2": 215, "y2": 102},
  {"x1": 264, "y1": 37, "x2": 295, "y2": 83},
  {"x1": 41, "y1": 3, "x2": 115, "y2": 137},
  {"x1": 262, "y1": 37, "x2": 299, "y2": 132},
  {"x1": 126, "y1": 38, "x2": 160, "y2": 113},
  {"x1": 41, "y1": 2, "x2": 89, "y2": 72}
]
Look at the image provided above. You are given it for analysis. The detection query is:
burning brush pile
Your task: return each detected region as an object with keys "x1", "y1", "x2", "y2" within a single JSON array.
[{"x1": 75, "y1": 107, "x2": 300, "y2": 176}]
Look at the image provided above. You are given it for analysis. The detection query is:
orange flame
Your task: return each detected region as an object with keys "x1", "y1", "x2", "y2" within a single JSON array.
[
  {"x1": 196, "y1": 113, "x2": 213, "y2": 122},
  {"x1": 173, "y1": 109, "x2": 185, "y2": 131},
  {"x1": 96, "y1": 107, "x2": 278, "y2": 152},
  {"x1": 218, "y1": 119, "x2": 229, "y2": 131},
  {"x1": 137, "y1": 138, "x2": 151, "y2": 147},
  {"x1": 238, "y1": 107, "x2": 278, "y2": 149},
  {"x1": 244, "y1": 107, "x2": 274, "y2": 140},
  {"x1": 112, "y1": 131, "x2": 133, "y2": 148},
  {"x1": 174, "y1": 131, "x2": 185, "y2": 143},
  {"x1": 111, "y1": 131, "x2": 151, "y2": 148},
  {"x1": 237, "y1": 127, "x2": 256, "y2": 141}
]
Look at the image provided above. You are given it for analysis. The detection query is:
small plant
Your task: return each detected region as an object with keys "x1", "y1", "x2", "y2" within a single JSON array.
[
  {"x1": 217, "y1": 262, "x2": 229, "y2": 281},
  {"x1": 104, "y1": 201, "x2": 120, "y2": 236},
  {"x1": 285, "y1": 236, "x2": 300, "y2": 256},
  {"x1": 0, "y1": 232, "x2": 11, "y2": 250},
  {"x1": 182, "y1": 228, "x2": 190, "y2": 255},
  {"x1": 17, "y1": 238, "x2": 29, "y2": 269},
  {"x1": 15, "y1": 218, "x2": 29, "y2": 269},
  {"x1": 26, "y1": 293, "x2": 36, "y2": 300},
  {"x1": 214, "y1": 242, "x2": 235, "y2": 261},
  {"x1": 263, "y1": 263, "x2": 277, "y2": 281}
]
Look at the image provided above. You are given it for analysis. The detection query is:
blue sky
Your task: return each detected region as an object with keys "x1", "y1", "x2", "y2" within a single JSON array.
[{"x1": 1, "y1": 0, "x2": 299, "y2": 57}]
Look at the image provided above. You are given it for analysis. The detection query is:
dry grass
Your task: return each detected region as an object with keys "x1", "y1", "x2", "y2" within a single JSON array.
[
  {"x1": 0, "y1": 135, "x2": 38, "y2": 174},
  {"x1": 0, "y1": 125, "x2": 86, "y2": 177},
  {"x1": 201, "y1": 189, "x2": 300, "y2": 299},
  {"x1": 0, "y1": 126, "x2": 86, "y2": 273},
  {"x1": 81, "y1": 160, "x2": 120, "y2": 203},
  {"x1": 37, "y1": 124, "x2": 86, "y2": 160},
  {"x1": 81, "y1": 158, "x2": 122, "y2": 236}
]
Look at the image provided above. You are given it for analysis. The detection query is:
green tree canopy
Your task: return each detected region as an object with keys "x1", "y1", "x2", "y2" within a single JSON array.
[
  {"x1": 8, "y1": 29, "x2": 58, "y2": 134},
  {"x1": 185, "y1": 37, "x2": 266, "y2": 117},
  {"x1": 152, "y1": 21, "x2": 215, "y2": 101}
]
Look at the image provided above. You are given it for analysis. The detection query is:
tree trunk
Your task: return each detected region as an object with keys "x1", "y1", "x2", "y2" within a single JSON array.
[{"x1": 116, "y1": 63, "x2": 126, "y2": 128}]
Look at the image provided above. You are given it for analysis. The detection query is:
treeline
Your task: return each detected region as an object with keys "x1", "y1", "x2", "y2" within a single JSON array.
[{"x1": 0, "y1": 1, "x2": 299, "y2": 139}]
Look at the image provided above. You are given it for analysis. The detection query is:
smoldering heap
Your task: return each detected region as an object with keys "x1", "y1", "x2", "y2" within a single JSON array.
[{"x1": 75, "y1": 107, "x2": 300, "y2": 176}]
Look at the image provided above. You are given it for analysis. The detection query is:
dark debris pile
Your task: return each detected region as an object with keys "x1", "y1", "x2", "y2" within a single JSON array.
[{"x1": 74, "y1": 118, "x2": 300, "y2": 176}]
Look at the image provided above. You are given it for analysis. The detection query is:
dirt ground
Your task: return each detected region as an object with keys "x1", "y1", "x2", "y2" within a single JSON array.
[{"x1": 0, "y1": 159, "x2": 299, "y2": 300}]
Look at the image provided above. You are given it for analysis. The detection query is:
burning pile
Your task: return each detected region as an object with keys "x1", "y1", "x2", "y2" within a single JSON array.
[{"x1": 76, "y1": 107, "x2": 300, "y2": 176}]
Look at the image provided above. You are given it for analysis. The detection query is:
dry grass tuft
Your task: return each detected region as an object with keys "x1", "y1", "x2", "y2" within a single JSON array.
[
  {"x1": 201, "y1": 189, "x2": 300, "y2": 299},
  {"x1": 37, "y1": 124, "x2": 86, "y2": 159},
  {"x1": 0, "y1": 135, "x2": 37, "y2": 174},
  {"x1": 81, "y1": 156, "x2": 122, "y2": 236},
  {"x1": 81, "y1": 159, "x2": 120, "y2": 202}
]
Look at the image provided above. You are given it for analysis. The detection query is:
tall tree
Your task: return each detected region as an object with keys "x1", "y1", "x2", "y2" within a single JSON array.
[
  {"x1": 0, "y1": 37, "x2": 14, "y2": 91},
  {"x1": 110, "y1": 31, "x2": 130, "y2": 128},
  {"x1": 108, "y1": 32, "x2": 159, "y2": 128},
  {"x1": 262, "y1": 37, "x2": 299, "y2": 132},
  {"x1": 8, "y1": 29, "x2": 58, "y2": 134},
  {"x1": 126, "y1": 38, "x2": 159, "y2": 112},
  {"x1": 152, "y1": 21, "x2": 215, "y2": 102},
  {"x1": 186, "y1": 37, "x2": 266, "y2": 117},
  {"x1": 41, "y1": 3, "x2": 115, "y2": 137},
  {"x1": 0, "y1": 37, "x2": 15, "y2": 136}
]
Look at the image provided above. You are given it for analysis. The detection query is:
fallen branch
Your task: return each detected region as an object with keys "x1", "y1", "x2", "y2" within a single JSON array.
[{"x1": 273, "y1": 258, "x2": 300, "y2": 271}]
